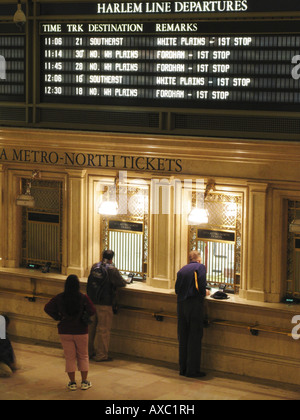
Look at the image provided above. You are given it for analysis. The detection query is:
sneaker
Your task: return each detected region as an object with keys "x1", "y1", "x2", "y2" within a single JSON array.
[
  {"x1": 67, "y1": 381, "x2": 77, "y2": 391},
  {"x1": 81, "y1": 380, "x2": 92, "y2": 391}
]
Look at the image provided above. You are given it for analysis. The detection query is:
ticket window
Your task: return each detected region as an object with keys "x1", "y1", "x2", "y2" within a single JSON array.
[
  {"x1": 287, "y1": 236, "x2": 300, "y2": 299},
  {"x1": 189, "y1": 192, "x2": 242, "y2": 293},
  {"x1": 100, "y1": 183, "x2": 149, "y2": 281},
  {"x1": 287, "y1": 200, "x2": 300, "y2": 299},
  {"x1": 197, "y1": 230, "x2": 236, "y2": 290},
  {"x1": 21, "y1": 179, "x2": 63, "y2": 271},
  {"x1": 108, "y1": 220, "x2": 146, "y2": 280},
  {"x1": 293, "y1": 239, "x2": 300, "y2": 296}
]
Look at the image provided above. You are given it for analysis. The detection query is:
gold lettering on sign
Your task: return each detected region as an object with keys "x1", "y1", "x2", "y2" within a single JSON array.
[{"x1": 0, "y1": 148, "x2": 183, "y2": 173}]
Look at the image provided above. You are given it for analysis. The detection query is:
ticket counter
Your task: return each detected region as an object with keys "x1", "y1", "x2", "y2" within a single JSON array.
[
  {"x1": 0, "y1": 128, "x2": 300, "y2": 387},
  {"x1": 1, "y1": 0, "x2": 300, "y2": 388}
]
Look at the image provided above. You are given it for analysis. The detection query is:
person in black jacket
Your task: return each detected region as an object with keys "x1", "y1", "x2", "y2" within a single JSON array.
[
  {"x1": 0, "y1": 315, "x2": 17, "y2": 378},
  {"x1": 175, "y1": 251, "x2": 208, "y2": 378},
  {"x1": 87, "y1": 250, "x2": 128, "y2": 362},
  {"x1": 44, "y1": 275, "x2": 95, "y2": 391}
]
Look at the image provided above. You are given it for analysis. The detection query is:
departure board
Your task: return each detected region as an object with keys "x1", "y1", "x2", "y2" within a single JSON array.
[
  {"x1": 40, "y1": 22, "x2": 300, "y2": 111},
  {"x1": 0, "y1": 26, "x2": 25, "y2": 102}
]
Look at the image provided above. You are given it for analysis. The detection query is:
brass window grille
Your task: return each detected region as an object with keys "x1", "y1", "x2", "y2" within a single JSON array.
[
  {"x1": 197, "y1": 232, "x2": 236, "y2": 288},
  {"x1": 22, "y1": 180, "x2": 63, "y2": 271},
  {"x1": 101, "y1": 183, "x2": 149, "y2": 281},
  {"x1": 189, "y1": 192, "x2": 242, "y2": 293},
  {"x1": 287, "y1": 200, "x2": 300, "y2": 298}
]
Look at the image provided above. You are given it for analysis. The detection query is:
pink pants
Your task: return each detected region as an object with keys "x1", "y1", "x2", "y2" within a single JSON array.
[{"x1": 60, "y1": 334, "x2": 89, "y2": 373}]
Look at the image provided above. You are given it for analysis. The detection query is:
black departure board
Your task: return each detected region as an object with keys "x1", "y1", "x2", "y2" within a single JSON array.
[
  {"x1": 40, "y1": 21, "x2": 300, "y2": 111},
  {"x1": 0, "y1": 26, "x2": 25, "y2": 102}
]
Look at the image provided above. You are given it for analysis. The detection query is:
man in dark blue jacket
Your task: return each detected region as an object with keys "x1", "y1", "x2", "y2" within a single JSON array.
[
  {"x1": 0, "y1": 315, "x2": 17, "y2": 378},
  {"x1": 175, "y1": 251, "x2": 208, "y2": 378}
]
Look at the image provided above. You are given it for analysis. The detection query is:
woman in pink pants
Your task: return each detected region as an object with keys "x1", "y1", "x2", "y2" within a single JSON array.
[{"x1": 45, "y1": 275, "x2": 95, "y2": 391}]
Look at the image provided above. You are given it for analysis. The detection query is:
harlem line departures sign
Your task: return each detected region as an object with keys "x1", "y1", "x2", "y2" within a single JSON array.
[{"x1": 38, "y1": 0, "x2": 300, "y2": 111}]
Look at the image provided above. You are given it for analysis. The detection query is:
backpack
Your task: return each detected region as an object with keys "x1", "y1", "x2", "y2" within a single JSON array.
[{"x1": 87, "y1": 263, "x2": 109, "y2": 304}]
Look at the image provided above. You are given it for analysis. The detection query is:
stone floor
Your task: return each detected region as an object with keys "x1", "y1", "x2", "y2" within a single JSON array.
[{"x1": 0, "y1": 341, "x2": 299, "y2": 401}]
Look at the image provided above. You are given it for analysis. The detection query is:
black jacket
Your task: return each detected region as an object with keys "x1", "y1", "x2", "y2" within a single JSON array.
[
  {"x1": 87, "y1": 262, "x2": 127, "y2": 306},
  {"x1": 175, "y1": 262, "x2": 207, "y2": 302},
  {"x1": 0, "y1": 335, "x2": 15, "y2": 368}
]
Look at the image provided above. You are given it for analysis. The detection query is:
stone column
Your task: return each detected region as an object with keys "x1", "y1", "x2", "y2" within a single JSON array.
[
  {"x1": 66, "y1": 169, "x2": 87, "y2": 277},
  {"x1": 0, "y1": 165, "x2": 4, "y2": 267},
  {"x1": 148, "y1": 178, "x2": 175, "y2": 289},
  {"x1": 240, "y1": 182, "x2": 268, "y2": 301},
  {"x1": 5, "y1": 169, "x2": 22, "y2": 268}
]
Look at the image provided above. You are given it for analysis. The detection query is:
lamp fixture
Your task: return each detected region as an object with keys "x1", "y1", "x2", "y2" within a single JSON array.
[
  {"x1": 16, "y1": 190, "x2": 35, "y2": 208},
  {"x1": 204, "y1": 179, "x2": 216, "y2": 199},
  {"x1": 188, "y1": 208, "x2": 209, "y2": 225},
  {"x1": 13, "y1": 0, "x2": 26, "y2": 27},
  {"x1": 98, "y1": 183, "x2": 118, "y2": 216},
  {"x1": 98, "y1": 200, "x2": 118, "y2": 216},
  {"x1": 16, "y1": 170, "x2": 40, "y2": 208},
  {"x1": 188, "y1": 179, "x2": 216, "y2": 225},
  {"x1": 289, "y1": 219, "x2": 300, "y2": 233}
]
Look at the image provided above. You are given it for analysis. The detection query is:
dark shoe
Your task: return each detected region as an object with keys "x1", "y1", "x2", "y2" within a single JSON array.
[
  {"x1": 93, "y1": 356, "x2": 113, "y2": 362},
  {"x1": 186, "y1": 372, "x2": 206, "y2": 378}
]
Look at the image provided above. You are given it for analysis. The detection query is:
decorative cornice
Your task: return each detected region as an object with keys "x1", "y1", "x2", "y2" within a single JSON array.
[{"x1": 1, "y1": 128, "x2": 300, "y2": 181}]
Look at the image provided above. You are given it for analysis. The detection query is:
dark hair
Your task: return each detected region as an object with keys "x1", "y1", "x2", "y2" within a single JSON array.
[
  {"x1": 103, "y1": 249, "x2": 114, "y2": 261},
  {"x1": 63, "y1": 275, "x2": 82, "y2": 317}
]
